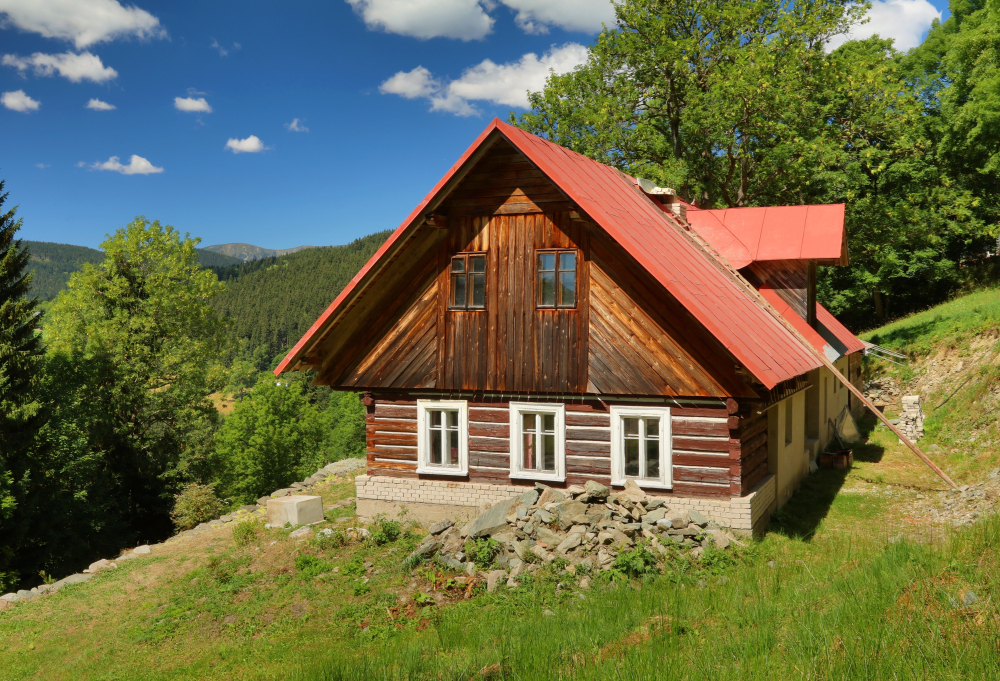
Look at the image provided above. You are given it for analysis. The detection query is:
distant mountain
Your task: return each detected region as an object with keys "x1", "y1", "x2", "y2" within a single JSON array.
[
  {"x1": 202, "y1": 243, "x2": 319, "y2": 262},
  {"x1": 23, "y1": 240, "x2": 244, "y2": 301}
]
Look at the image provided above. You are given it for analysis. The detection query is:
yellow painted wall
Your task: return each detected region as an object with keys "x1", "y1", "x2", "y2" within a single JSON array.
[{"x1": 767, "y1": 390, "x2": 808, "y2": 510}]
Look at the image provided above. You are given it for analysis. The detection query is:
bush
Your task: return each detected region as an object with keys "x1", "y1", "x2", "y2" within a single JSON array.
[
  {"x1": 611, "y1": 544, "x2": 659, "y2": 579},
  {"x1": 369, "y1": 516, "x2": 401, "y2": 546},
  {"x1": 232, "y1": 518, "x2": 263, "y2": 547},
  {"x1": 465, "y1": 537, "x2": 503, "y2": 568},
  {"x1": 171, "y1": 483, "x2": 224, "y2": 531}
]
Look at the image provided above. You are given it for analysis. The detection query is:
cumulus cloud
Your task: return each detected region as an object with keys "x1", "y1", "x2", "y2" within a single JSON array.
[
  {"x1": 2, "y1": 51, "x2": 117, "y2": 83},
  {"x1": 380, "y1": 43, "x2": 588, "y2": 116},
  {"x1": 174, "y1": 96, "x2": 212, "y2": 113},
  {"x1": 500, "y1": 0, "x2": 615, "y2": 34},
  {"x1": 89, "y1": 154, "x2": 164, "y2": 175},
  {"x1": 347, "y1": 0, "x2": 494, "y2": 40},
  {"x1": 1, "y1": 89, "x2": 40, "y2": 112},
  {"x1": 285, "y1": 118, "x2": 309, "y2": 132},
  {"x1": 210, "y1": 38, "x2": 240, "y2": 56},
  {"x1": 828, "y1": 0, "x2": 941, "y2": 51},
  {"x1": 86, "y1": 98, "x2": 115, "y2": 110},
  {"x1": 225, "y1": 135, "x2": 268, "y2": 153},
  {"x1": 35, "y1": 163, "x2": 49, "y2": 169},
  {"x1": 0, "y1": 0, "x2": 166, "y2": 49}
]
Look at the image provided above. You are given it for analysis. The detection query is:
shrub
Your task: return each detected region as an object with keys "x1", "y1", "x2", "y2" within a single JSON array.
[
  {"x1": 369, "y1": 516, "x2": 401, "y2": 546},
  {"x1": 232, "y1": 518, "x2": 263, "y2": 547},
  {"x1": 611, "y1": 544, "x2": 659, "y2": 579},
  {"x1": 465, "y1": 537, "x2": 503, "y2": 568},
  {"x1": 171, "y1": 482, "x2": 224, "y2": 531}
]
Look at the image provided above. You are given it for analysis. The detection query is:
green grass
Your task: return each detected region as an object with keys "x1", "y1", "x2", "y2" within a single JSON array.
[{"x1": 862, "y1": 285, "x2": 1000, "y2": 356}]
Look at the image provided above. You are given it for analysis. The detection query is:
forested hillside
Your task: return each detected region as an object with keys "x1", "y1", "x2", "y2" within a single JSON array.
[
  {"x1": 203, "y1": 243, "x2": 317, "y2": 261},
  {"x1": 25, "y1": 240, "x2": 243, "y2": 300},
  {"x1": 209, "y1": 231, "x2": 390, "y2": 362}
]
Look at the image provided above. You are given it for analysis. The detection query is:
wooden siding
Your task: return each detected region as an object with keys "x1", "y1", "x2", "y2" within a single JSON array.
[
  {"x1": 366, "y1": 396, "x2": 738, "y2": 498},
  {"x1": 737, "y1": 411, "x2": 769, "y2": 494},
  {"x1": 744, "y1": 260, "x2": 809, "y2": 320}
]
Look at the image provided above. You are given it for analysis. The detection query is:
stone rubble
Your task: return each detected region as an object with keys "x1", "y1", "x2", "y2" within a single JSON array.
[
  {"x1": 406, "y1": 478, "x2": 741, "y2": 587},
  {"x1": 897, "y1": 395, "x2": 925, "y2": 442}
]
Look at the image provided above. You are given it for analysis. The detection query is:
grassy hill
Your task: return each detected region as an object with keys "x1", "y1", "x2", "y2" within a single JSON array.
[
  {"x1": 24, "y1": 241, "x2": 244, "y2": 301},
  {"x1": 209, "y1": 231, "x2": 391, "y2": 362}
]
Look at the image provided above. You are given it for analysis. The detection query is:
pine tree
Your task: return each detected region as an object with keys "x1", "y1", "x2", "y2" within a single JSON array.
[{"x1": 0, "y1": 178, "x2": 44, "y2": 591}]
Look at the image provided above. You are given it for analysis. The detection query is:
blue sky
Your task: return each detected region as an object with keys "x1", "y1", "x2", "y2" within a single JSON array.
[{"x1": 1, "y1": 0, "x2": 951, "y2": 250}]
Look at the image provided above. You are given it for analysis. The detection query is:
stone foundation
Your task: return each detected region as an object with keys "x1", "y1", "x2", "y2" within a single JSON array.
[{"x1": 355, "y1": 473, "x2": 775, "y2": 535}]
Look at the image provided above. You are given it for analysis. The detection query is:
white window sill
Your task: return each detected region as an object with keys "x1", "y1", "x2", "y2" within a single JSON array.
[
  {"x1": 510, "y1": 470, "x2": 565, "y2": 483},
  {"x1": 416, "y1": 466, "x2": 468, "y2": 477},
  {"x1": 611, "y1": 477, "x2": 673, "y2": 490}
]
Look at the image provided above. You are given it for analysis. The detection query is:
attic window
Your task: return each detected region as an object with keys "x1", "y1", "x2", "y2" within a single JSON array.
[
  {"x1": 450, "y1": 254, "x2": 486, "y2": 310},
  {"x1": 537, "y1": 250, "x2": 576, "y2": 309}
]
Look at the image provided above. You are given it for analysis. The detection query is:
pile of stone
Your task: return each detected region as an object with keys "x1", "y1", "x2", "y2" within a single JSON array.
[
  {"x1": 897, "y1": 395, "x2": 925, "y2": 442},
  {"x1": 863, "y1": 378, "x2": 901, "y2": 406},
  {"x1": 406, "y1": 479, "x2": 741, "y2": 591}
]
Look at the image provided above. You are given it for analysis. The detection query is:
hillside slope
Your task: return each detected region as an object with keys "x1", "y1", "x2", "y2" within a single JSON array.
[
  {"x1": 203, "y1": 243, "x2": 317, "y2": 261},
  {"x1": 24, "y1": 241, "x2": 243, "y2": 301},
  {"x1": 210, "y1": 231, "x2": 390, "y2": 361}
]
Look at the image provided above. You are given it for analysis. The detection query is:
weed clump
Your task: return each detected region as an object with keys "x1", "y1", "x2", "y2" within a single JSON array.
[
  {"x1": 232, "y1": 518, "x2": 263, "y2": 547},
  {"x1": 369, "y1": 516, "x2": 401, "y2": 546},
  {"x1": 295, "y1": 554, "x2": 333, "y2": 579},
  {"x1": 465, "y1": 537, "x2": 502, "y2": 568},
  {"x1": 608, "y1": 544, "x2": 659, "y2": 580}
]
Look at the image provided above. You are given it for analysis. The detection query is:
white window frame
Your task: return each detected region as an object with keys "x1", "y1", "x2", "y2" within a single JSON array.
[
  {"x1": 509, "y1": 402, "x2": 566, "y2": 482},
  {"x1": 610, "y1": 405, "x2": 672, "y2": 489},
  {"x1": 416, "y1": 400, "x2": 469, "y2": 476}
]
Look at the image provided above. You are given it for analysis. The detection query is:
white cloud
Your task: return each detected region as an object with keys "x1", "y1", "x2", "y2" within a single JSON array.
[
  {"x1": 89, "y1": 154, "x2": 163, "y2": 175},
  {"x1": 285, "y1": 118, "x2": 309, "y2": 132},
  {"x1": 1, "y1": 89, "x2": 40, "y2": 112},
  {"x1": 499, "y1": 0, "x2": 615, "y2": 34},
  {"x1": 0, "y1": 0, "x2": 166, "y2": 49},
  {"x1": 225, "y1": 135, "x2": 268, "y2": 153},
  {"x1": 2, "y1": 51, "x2": 117, "y2": 83},
  {"x1": 174, "y1": 96, "x2": 212, "y2": 113},
  {"x1": 380, "y1": 43, "x2": 588, "y2": 116},
  {"x1": 828, "y1": 0, "x2": 941, "y2": 51},
  {"x1": 210, "y1": 38, "x2": 240, "y2": 56},
  {"x1": 346, "y1": 0, "x2": 494, "y2": 40},
  {"x1": 86, "y1": 98, "x2": 115, "y2": 110},
  {"x1": 35, "y1": 163, "x2": 49, "y2": 169}
]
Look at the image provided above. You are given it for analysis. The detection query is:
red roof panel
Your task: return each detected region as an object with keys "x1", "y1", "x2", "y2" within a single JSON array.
[{"x1": 817, "y1": 302, "x2": 865, "y2": 355}]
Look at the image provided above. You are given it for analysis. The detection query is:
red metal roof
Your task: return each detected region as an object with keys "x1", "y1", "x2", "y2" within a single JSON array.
[
  {"x1": 817, "y1": 303, "x2": 865, "y2": 356},
  {"x1": 277, "y1": 118, "x2": 823, "y2": 389},
  {"x1": 686, "y1": 204, "x2": 846, "y2": 266}
]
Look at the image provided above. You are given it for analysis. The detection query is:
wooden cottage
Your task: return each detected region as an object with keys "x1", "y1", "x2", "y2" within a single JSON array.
[{"x1": 276, "y1": 119, "x2": 865, "y2": 534}]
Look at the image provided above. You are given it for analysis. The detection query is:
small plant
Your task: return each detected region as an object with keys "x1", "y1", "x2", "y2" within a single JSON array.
[
  {"x1": 369, "y1": 515, "x2": 401, "y2": 546},
  {"x1": 465, "y1": 537, "x2": 502, "y2": 568},
  {"x1": 232, "y1": 518, "x2": 263, "y2": 547},
  {"x1": 352, "y1": 581, "x2": 371, "y2": 596},
  {"x1": 522, "y1": 549, "x2": 542, "y2": 564},
  {"x1": 295, "y1": 554, "x2": 334, "y2": 579},
  {"x1": 343, "y1": 555, "x2": 366, "y2": 576},
  {"x1": 38, "y1": 570, "x2": 56, "y2": 585},
  {"x1": 611, "y1": 544, "x2": 659, "y2": 579},
  {"x1": 170, "y1": 482, "x2": 225, "y2": 532},
  {"x1": 413, "y1": 592, "x2": 434, "y2": 606}
]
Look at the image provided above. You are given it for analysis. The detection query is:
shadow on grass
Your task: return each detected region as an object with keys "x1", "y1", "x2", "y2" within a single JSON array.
[{"x1": 769, "y1": 415, "x2": 885, "y2": 541}]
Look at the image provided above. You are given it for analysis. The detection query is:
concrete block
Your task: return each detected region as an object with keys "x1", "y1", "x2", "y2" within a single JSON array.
[{"x1": 267, "y1": 495, "x2": 323, "y2": 527}]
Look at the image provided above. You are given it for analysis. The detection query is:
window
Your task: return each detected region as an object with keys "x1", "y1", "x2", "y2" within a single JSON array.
[
  {"x1": 610, "y1": 406, "x2": 672, "y2": 489},
  {"x1": 509, "y1": 402, "x2": 566, "y2": 481},
  {"x1": 784, "y1": 399, "x2": 793, "y2": 446},
  {"x1": 537, "y1": 250, "x2": 576, "y2": 308},
  {"x1": 416, "y1": 400, "x2": 469, "y2": 476},
  {"x1": 450, "y1": 254, "x2": 486, "y2": 310}
]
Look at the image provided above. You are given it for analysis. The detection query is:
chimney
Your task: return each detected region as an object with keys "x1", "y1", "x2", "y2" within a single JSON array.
[{"x1": 636, "y1": 178, "x2": 686, "y2": 221}]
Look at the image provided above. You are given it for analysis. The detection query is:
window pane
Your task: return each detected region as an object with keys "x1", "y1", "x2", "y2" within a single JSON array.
[
  {"x1": 625, "y1": 438, "x2": 639, "y2": 477},
  {"x1": 472, "y1": 273, "x2": 485, "y2": 308},
  {"x1": 539, "y1": 272, "x2": 555, "y2": 306},
  {"x1": 543, "y1": 435, "x2": 555, "y2": 471},
  {"x1": 449, "y1": 430, "x2": 459, "y2": 466},
  {"x1": 645, "y1": 417, "x2": 659, "y2": 439},
  {"x1": 645, "y1": 439, "x2": 660, "y2": 479},
  {"x1": 447, "y1": 411, "x2": 458, "y2": 428},
  {"x1": 523, "y1": 413, "x2": 535, "y2": 432},
  {"x1": 451, "y1": 257, "x2": 465, "y2": 272},
  {"x1": 453, "y1": 273, "x2": 466, "y2": 308},
  {"x1": 624, "y1": 417, "x2": 639, "y2": 437},
  {"x1": 542, "y1": 413, "x2": 555, "y2": 433},
  {"x1": 538, "y1": 253, "x2": 555, "y2": 272},
  {"x1": 523, "y1": 433, "x2": 536, "y2": 470},
  {"x1": 558, "y1": 252, "x2": 575, "y2": 271},
  {"x1": 431, "y1": 411, "x2": 441, "y2": 427},
  {"x1": 559, "y1": 271, "x2": 575, "y2": 307},
  {"x1": 431, "y1": 430, "x2": 442, "y2": 465},
  {"x1": 470, "y1": 255, "x2": 486, "y2": 272}
]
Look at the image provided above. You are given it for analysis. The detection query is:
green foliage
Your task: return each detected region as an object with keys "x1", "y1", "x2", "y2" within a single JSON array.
[
  {"x1": 209, "y1": 233, "x2": 389, "y2": 362},
  {"x1": 170, "y1": 483, "x2": 225, "y2": 532},
  {"x1": 610, "y1": 544, "x2": 660, "y2": 579},
  {"x1": 342, "y1": 556, "x2": 366, "y2": 577},
  {"x1": 352, "y1": 581, "x2": 371, "y2": 597},
  {"x1": 368, "y1": 516, "x2": 401, "y2": 546},
  {"x1": 232, "y1": 518, "x2": 263, "y2": 547},
  {"x1": 464, "y1": 537, "x2": 502, "y2": 568},
  {"x1": 412, "y1": 592, "x2": 434, "y2": 606},
  {"x1": 295, "y1": 555, "x2": 333, "y2": 579}
]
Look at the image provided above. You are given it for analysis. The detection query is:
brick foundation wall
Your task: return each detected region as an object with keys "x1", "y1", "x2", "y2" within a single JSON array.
[{"x1": 355, "y1": 473, "x2": 775, "y2": 533}]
